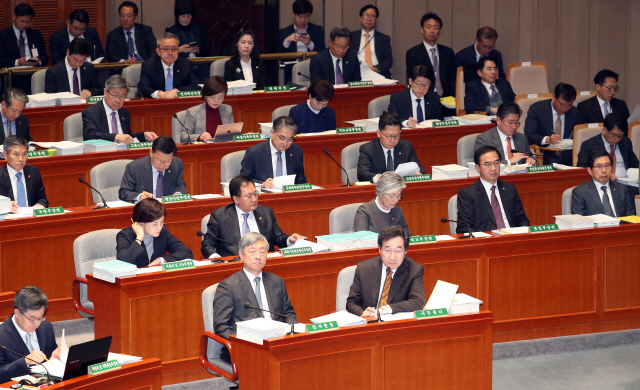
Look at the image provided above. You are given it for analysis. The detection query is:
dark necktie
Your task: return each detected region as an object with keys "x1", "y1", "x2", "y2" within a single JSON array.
[
  {"x1": 275, "y1": 151, "x2": 283, "y2": 177},
  {"x1": 110, "y1": 112, "x2": 118, "y2": 134},
  {"x1": 491, "y1": 186, "x2": 506, "y2": 229},
  {"x1": 254, "y1": 277, "x2": 263, "y2": 311},
  {"x1": 378, "y1": 267, "x2": 392, "y2": 308},
  {"x1": 386, "y1": 150, "x2": 393, "y2": 172},
  {"x1": 601, "y1": 186, "x2": 615, "y2": 217},
  {"x1": 416, "y1": 99, "x2": 424, "y2": 122},
  {"x1": 4, "y1": 120, "x2": 11, "y2": 137},
  {"x1": 490, "y1": 85, "x2": 498, "y2": 100},
  {"x1": 156, "y1": 172, "x2": 164, "y2": 198},
  {"x1": 610, "y1": 145, "x2": 617, "y2": 175},
  {"x1": 430, "y1": 48, "x2": 443, "y2": 96},
  {"x1": 126, "y1": 31, "x2": 142, "y2": 60},
  {"x1": 18, "y1": 32, "x2": 25, "y2": 58},
  {"x1": 335, "y1": 59, "x2": 344, "y2": 84},
  {"x1": 72, "y1": 68, "x2": 80, "y2": 95}
]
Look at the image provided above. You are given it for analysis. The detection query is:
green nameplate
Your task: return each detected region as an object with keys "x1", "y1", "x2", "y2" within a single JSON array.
[
  {"x1": 336, "y1": 127, "x2": 364, "y2": 134},
  {"x1": 233, "y1": 133, "x2": 261, "y2": 141},
  {"x1": 163, "y1": 194, "x2": 193, "y2": 203},
  {"x1": 348, "y1": 80, "x2": 374, "y2": 87},
  {"x1": 306, "y1": 321, "x2": 339, "y2": 333},
  {"x1": 283, "y1": 184, "x2": 313, "y2": 192},
  {"x1": 127, "y1": 142, "x2": 153, "y2": 150},
  {"x1": 177, "y1": 90, "x2": 201, "y2": 97},
  {"x1": 281, "y1": 247, "x2": 313, "y2": 257},
  {"x1": 433, "y1": 120, "x2": 460, "y2": 127},
  {"x1": 163, "y1": 260, "x2": 195, "y2": 272},
  {"x1": 527, "y1": 165, "x2": 554, "y2": 173},
  {"x1": 410, "y1": 235, "x2": 437, "y2": 244},
  {"x1": 414, "y1": 308, "x2": 448, "y2": 319},
  {"x1": 529, "y1": 224, "x2": 559, "y2": 233},
  {"x1": 33, "y1": 207, "x2": 64, "y2": 217},
  {"x1": 88, "y1": 359, "x2": 121, "y2": 375},
  {"x1": 27, "y1": 150, "x2": 48, "y2": 158},
  {"x1": 86, "y1": 96, "x2": 103, "y2": 103},
  {"x1": 404, "y1": 174, "x2": 431, "y2": 182},
  {"x1": 265, "y1": 85, "x2": 291, "y2": 92}
]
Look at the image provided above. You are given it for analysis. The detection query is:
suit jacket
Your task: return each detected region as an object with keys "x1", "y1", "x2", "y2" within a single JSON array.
[
  {"x1": 116, "y1": 225, "x2": 193, "y2": 268},
  {"x1": 405, "y1": 42, "x2": 456, "y2": 97},
  {"x1": 357, "y1": 138, "x2": 426, "y2": 182},
  {"x1": 49, "y1": 26, "x2": 105, "y2": 65},
  {"x1": 138, "y1": 56, "x2": 201, "y2": 98},
  {"x1": 0, "y1": 164, "x2": 48, "y2": 207},
  {"x1": 475, "y1": 127, "x2": 531, "y2": 164},
  {"x1": 456, "y1": 179, "x2": 530, "y2": 233},
  {"x1": 348, "y1": 30, "x2": 393, "y2": 79},
  {"x1": 0, "y1": 27, "x2": 48, "y2": 68},
  {"x1": 82, "y1": 101, "x2": 145, "y2": 142},
  {"x1": 278, "y1": 23, "x2": 325, "y2": 84},
  {"x1": 213, "y1": 269, "x2": 297, "y2": 339},
  {"x1": 0, "y1": 315, "x2": 57, "y2": 383},
  {"x1": 346, "y1": 256, "x2": 425, "y2": 316},
  {"x1": 181, "y1": 102, "x2": 234, "y2": 143},
  {"x1": 201, "y1": 204, "x2": 290, "y2": 258},
  {"x1": 309, "y1": 49, "x2": 361, "y2": 84},
  {"x1": 224, "y1": 57, "x2": 269, "y2": 90},
  {"x1": 387, "y1": 89, "x2": 444, "y2": 122},
  {"x1": 0, "y1": 114, "x2": 32, "y2": 144},
  {"x1": 165, "y1": 23, "x2": 211, "y2": 58},
  {"x1": 44, "y1": 60, "x2": 101, "y2": 96},
  {"x1": 240, "y1": 140, "x2": 306, "y2": 184},
  {"x1": 577, "y1": 96, "x2": 630, "y2": 132},
  {"x1": 576, "y1": 133, "x2": 639, "y2": 170},
  {"x1": 464, "y1": 78, "x2": 515, "y2": 113},
  {"x1": 571, "y1": 179, "x2": 634, "y2": 217},
  {"x1": 118, "y1": 155, "x2": 187, "y2": 202},
  {"x1": 455, "y1": 44, "x2": 505, "y2": 80},
  {"x1": 105, "y1": 24, "x2": 156, "y2": 62},
  {"x1": 524, "y1": 99, "x2": 577, "y2": 165}
]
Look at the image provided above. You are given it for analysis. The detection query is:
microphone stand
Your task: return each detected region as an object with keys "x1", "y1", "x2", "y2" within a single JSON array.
[
  {"x1": 173, "y1": 114, "x2": 192, "y2": 146},
  {"x1": 196, "y1": 231, "x2": 241, "y2": 261},
  {"x1": 78, "y1": 177, "x2": 109, "y2": 209},
  {"x1": 0, "y1": 345, "x2": 56, "y2": 385},
  {"x1": 323, "y1": 148, "x2": 351, "y2": 187}
]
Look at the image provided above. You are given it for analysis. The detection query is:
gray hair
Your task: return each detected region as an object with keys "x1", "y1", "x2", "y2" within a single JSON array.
[
  {"x1": 14, "y1": 286, "x2": 48, "y2": 312},
  {"x1": 329, "y1": 26, "x2": 351, "y2": 41},
  {"x1": 157, "y1": 32, "x2": 179, "y2": 47},
  {"x1": 272, "y1": 116, "x2": 298, "y2": 134},
  {"x1": 104, "y1": 75, "x2": 130, "y2": 92},
  {"x1": 3, "y1": 88, "x2": 28, "y2": 107},
  {"x1": 3, "y1": 135, "x2": 28, "y2": 153},
  {"x1": 238, "y1": 232, "x2": 269, "y2": 253},
  {"x1": 375, "y1": 172, "x2": 406, "y2": 197}
]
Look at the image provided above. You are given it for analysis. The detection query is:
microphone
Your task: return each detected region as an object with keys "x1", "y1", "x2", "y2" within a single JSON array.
[
  {"x1": 440, "y1": 217, "x2": 474, "y2": 239},
  {"x1": 323, "y1": 148, "x2": 351, "y2": 187},
  {"x1": 78, "y1": 177, "x2": 109, "y2": 209},
  {"x1": 243, "y1": 303, "x2": 296, "y2": 336},
  {"x1": 0, "y1": 345, "x2": 56, "y2": 385},
  {"x1": 297, "y1": 72, "x2": 310, "y2": 80},
  {"x1": 197, "y1": 231, "x2": 240, "y2": 262},
  {"x1": 173, "y1": 113, "x2": 192, "y2": 145}
]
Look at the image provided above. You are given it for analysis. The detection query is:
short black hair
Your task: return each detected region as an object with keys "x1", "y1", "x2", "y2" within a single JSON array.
[
  {"x1": 420, "y1": 12, "x2": 442, "y2": 29},
  {"x1": 69, "y1": 38, "x2": 90, "y2": 56},
  {"x1": 594, "y1": 69, "x2": 619, "y2": 85},
  {"x1": 359, "y1": 4, "x2": 379, "y2": 18},
  {"x1": 377, "y1": 226, "x2": 411, "y2": 251},
  {"x1": 409, "y1": 65, "x2": 435, "y2": 86},
  {"x1": 587, "y1": 150, "x2": 612, "y2": 168},
  {"x1": 378, "y1": 111, "x2": 402, "y2": 130},
  {"x1": 292, "y1": 0, "x2": 313, "y2": 15},
  {"x1": 604, "y1": 113, "x2": 626, "y2": 135},
  {"x1": 330, "y1": 27, "x2": 351, "y2": 41},
  {"x1": 69, "y1": 9, "x2": 89, "y2": 24},
  {"x1": 229, "y1": 175, "x2": 255, "y2": 198},
  {"x1": 474, "y1": 145, "x2": 500, "y2": 165},
  {"x1": 119, "y1": 1, "x2": 139, "y2": 16},
  {"x1": 273, "y1": 116, "x2": 298, "y2": 134},
  {"x1": 497, "y1": 102, "x2": 522, "y2": 120},
  {"x1": 476, "y1": 26, "x2": 497, "y2": 41},
  {"x1": 174, "y1": 0, "x2": 195, "y2": 17},
  {"x1": 132, "y1": 198, "x2": 166, "y2": 223},
  {"x1": 14, "y1": 4, "x2": 35, "y2": 17},
  {"x1": 553, "y1": 82, "x2": 576, "y2": 102},
  {"x1": 308, "y1": 79, "x2": 334, "y2": 101},
  {"x1": 14, "y1": 286, "x2": 48, "y2": 312},
  {"x1": 152, "y1": 136, "x2": 177, "y2": 155},
  {"x1": 476, "y1": 56, "x2": 497, "y2": 72}
]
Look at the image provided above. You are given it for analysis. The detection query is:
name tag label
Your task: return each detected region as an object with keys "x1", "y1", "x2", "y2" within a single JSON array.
[
  {"x1": 409, "y1": 235, "x2": 437, "y2": 244},
  {"x1": 163, "y1": 260, "x2": 196, "y2": 272},
  {"x1": 526, "y1": 165, "x2": 554, "y2": 173},
  {"x1": 588, "y1": 123, "x2": 599, "y2": 128},
  {"x1": 348, "y1": 80, "x2": 374, "y2": 87},
  {"x1": 27, "y1": 150, "x2": 48, "y2": 158},
  {"x1": 580, "y1": 91, "x2": 591, "y2": 96},
  {"x1": 433, "y1": 120, "x2": 459, "y2": 127},
  {"x1": 283, "y1": 184, "x2": 313, "y2": 192},
  {"x1": 306, "y1": 321, "x2": 339, "y2": 333},
  {"x1": 281, "y1": 247, "x2": 313, "y2": 257},
  {"x1": 527, "y1": 94, "x2": 538, "y2": 98},
  {"x1": 529, "y1": 224, "x2": 559, "y2": 233},
  {"x1": 521, "y1": 61, "x2": 532, "y2": 66},
  {"x1": 414, "y1": 308, "x2": 448, "y2": 319},
  {"x1": 88, "y1": 359, "x2": 121, "y2": 375},
  {"x1": 162, "y1": 194, "x2": 193, "y2": 203},
  {"x1": 86, "y1": 96, "x2": 103, "y2": 103},
  {"x1": 177, "y1": 90, "x2": 201, "y2": 98},
  {"x1": 404, "y1": 174, "x2": 432, "y2": 182},
  {"x1": 336, "y1": 127, "x2": 364, "y2": 134},
  {"x1": 34, "y1": 207, "x2": 64, "y2": 217},
  {"x1": 127, "y1": 142, "x2": 153, "y2": 150},
  {"x1": 265, "y1": 85, "x2": 291, "y2": 92},
  {"x1": 233, "y1": 133, "x2": 261, "y2": 141}
]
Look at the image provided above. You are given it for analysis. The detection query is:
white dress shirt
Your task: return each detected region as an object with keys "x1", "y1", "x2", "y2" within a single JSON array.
[
  {"x1": 242, "y1": 268, "x2": 271, "y2": 320},
  {"x1": 542, "y1": 100, "x2": 566, "y2": 145},
  {"x1": 474, "y1": 44, "x2": 483, "y2": 62},
  {"x1": 306, "y1": 100, "x2": 320, "y2": 114},
  {"x1": 121, "y1": 25, "x2": 140, "y2": 61},
  {"x1": 13, "y1": 25, "x2": 33, "y2": 66},
  {"x1": 6, "y1": 164, "x2": 30, "y2": 206},
  {"x1": 269, "y1": 139, "x2": 288, "y2": 178},
  {"x1": 496, "y1": 128, "x2": 513, "y2": 163},
  {"x1": 401, "y1": 89, "x2": 424, "y2": 128},
  {"x1": 376, "y1": 265, "x2": 397, "y2": 314},
  {"x1": 423, "y1": 41, "x2": 439, "y2": 93},
  {"x1": 481, "y1": 80, "x2": 496, "y2": 98},
  {"x1": 151, "y1": 60, "x2": 175, "y2": 99},
  {"x1": 240, "y1": 58, "x2": 253, "y2": 83},
  {"x1": 479, "y1": 177, "x2": 511, "y2": 228},
  {"x1": 65, "y1": 58, "x2": 82, "y2": 94},
  {"x1": 601, "y1": 135, "x2": 627, "y2": 178},
  {"x1": 12, "y1": 314, "x2": 41, "y2": 354},
  {"x1": 329, "y1": 52, "x2": 343, "y2": 85},
  {"x1": 357, "y1": 29, "x2": 378, "y2": 67},
  {"x1": 102, "y1": 100, "x2": 123, "y2": 135},
  {"x1": 597, "y1": 95, "x2": 611, "y2": 119},
  {"x1": 593, "y1": 179, "x2": 617, "y2": 216},
  {"x1": 373, "y1": 144, "x2": 394, "y2": 183}
]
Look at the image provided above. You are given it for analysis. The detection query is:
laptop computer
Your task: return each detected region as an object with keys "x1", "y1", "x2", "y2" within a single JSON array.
[
  {"x1": 213, "y1": 122, "x2": 244, "y2": 142},
  {"x1": 61, "y1": 335, "x2": 112, "y2": 381}
]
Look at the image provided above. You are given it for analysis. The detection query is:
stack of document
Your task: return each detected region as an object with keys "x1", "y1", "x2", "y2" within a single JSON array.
[
  {"x1": 315, "y1": 233, "x2": 358, "y2": 251},
  {"x1": 432, "y1": 164, "x2": 469, "y2": 180},
  {"x1": 107, "y1": 352, "x2": 143, "y2": 365},
  {"x1": 52, "y1": 141, "x2": 84, "y2": 155},
  {"x1": 452, "y1": 114, "x2": 494, "y2": 125},
  {"x1": 93, "y1": 260, "x2": 138, "y2": 283},
  {"x1": 236, "y1": 317, "x2": 290, "y2": 345},
  {"x1": 227, "y1": 80, "x2": 256, "y2": 95},
  {"x1": 551, "y1": 139, "x2": 573, "y2": 150},
  {"x1": 554, "y1": 214, "x2": 595, "y2": 230},
  {"x1": 504, "y1": 163, "x2": 528, "y2": 174},
  {"x1": 81, "y1": 139, "x2": 117, "y2": 152},
  {"x1": 310, "y1": 310, "x2": 366, "y2": 327},
  {"x1": 286, "y1": 238, "x2": 330, "y2": 253},
  {"x1": 395, "y1": 162, "x2": 420, "y2": 177},
  {"x1": 55, "y1": 92, "x2": 82, "y2": 105},
  {"x1": 585, "y1": 213, "x2": 620, "y2": 227},
  {"x1": 618, "y1": 168, "x2": 639, "y2": 187},
  {"x1": 28, "y1": 92, "x2": 81, "y2": 107},
  {"x1": 345, "y1": 118, "x2": 379, "y2": 132},
  {"x1": 425, "y1": 280, "x2": 458, "y2": 311},
  {"x1": 0, "y1": 195, "x2": 10, "y2": 214},
  {"x1": 552, "y1": 163, "x2": 581, "y2": 170},
  {"x1": 344, "y1": 231, "x2": 378, "y2": 248},
  {"x1": 259, "y1": 122, "x2": 272, "y2": 137},
  {"x1": 449, "y1": 293, "x2": 483, "y2": 314},
  {"x1": 371, "y1": 78, "x2": 398, "y2": 86}
]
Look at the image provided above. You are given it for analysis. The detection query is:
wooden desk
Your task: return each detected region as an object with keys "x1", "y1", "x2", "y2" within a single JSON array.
[{"x1": 231, "y1": 313, "x2": 493, "y2": 390}]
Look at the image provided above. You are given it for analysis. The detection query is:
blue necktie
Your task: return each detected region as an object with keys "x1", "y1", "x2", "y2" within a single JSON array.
[
  {"x1": 275, "y1": 151, "x2": 283, "y2": 177},
  {"x1": 15, "y1": 172, "x2": 27, "y2": 207},
  {"x1": 416, "y1": 99, "x2": 424, "y2": 122},
  {"x1": 603, "y1": 102, "x2": 610, "y2": 117},
  {"x1": 165, "y1": 67, "x2": 173, "y2": 91},
  {"x1": 254, "y1": 277, "x2": 263, "y2": 311},
  {"x1": 241, "y1": 213, "x2": 250, "y2": 236},
  {"x1": 126, "y1": 32, "x2": 142, "y2": 61}
]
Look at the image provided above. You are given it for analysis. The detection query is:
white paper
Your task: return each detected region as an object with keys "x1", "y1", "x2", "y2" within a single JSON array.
[
  {"x1": 60, "y1": 329, "x2": 69, "y2": 364},
  {"x1": 135, "y1": 266, "x2": 163, "y2": 275},
  {"x1": 30, "y1": 358, "x2": 64, "y2": 377},
  {"x1": 11, "y1": 375, "x2": 39, "y2": 382},
  {"x1": 359, "y1": 61, "x2": 385, "y2": 81},
  {"x1": 425, "y1": 280, "x2": 459, "y2": 310},
  {"x1": 107, "y1": 352, "x2": 142, "y2": 365},
  {"x1": 293, "y1": 323, "x2": 307, "y2": 333},
  {"x1": 434, "y1": 235, "x2": 456, "y2": 241},
  {"x1": 16, "y1": 207, "x2": 34, "y2": 216},
  {"x1": 380, "y1": 312, "x2": 415, "y2": 322},
  {"x1": 192, "y1": 194, "x2": 224, "y2": 199},
  {"x1": 463, "y1": 231, "x2": 492, "y2": 238},
  {"x1": 626, "y1": 168, "x2": 639, "y2": 181},
  {"x1": 310, "y1": 310, "x2": 366, "y2": 327},
  {"x1": 552, "y1": 163, "x2": 582, "y2": 170},
  {"x1": 272, "y1": 174, "x2": 296, "y2": 189},
  {"x1": 395, "y1": 162, "x2": 420, "y2": 177},
  {"x1": 497, "y1": 226, "x2": 530, "y2": 234},
  {"x1": 104, "y1": 200, "x2": 134, "y2": 208},
  {"x1": 286, "y1": 239, "x2": 330, "y2": 253},
  {"x1": 91, "y1": 57, "x2": 104, "y2": 64},
  {"x1": 266, "y1": 252, "x2": 282, "y2": 258}
]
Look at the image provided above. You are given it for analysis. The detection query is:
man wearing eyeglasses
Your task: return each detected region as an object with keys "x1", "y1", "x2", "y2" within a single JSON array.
[
  {"x1": 388, "y1": 65, "x2": 444, "y2": 128},
  {"x1": 82, "y1": 75, "x2": 158, "y2": 144},
  {"x1": 455, "y1": 26, "x2": 505, "y2": 81},
  {"x1": 347, "y1": 4, "x2": 392, "y2": 79},
  {"x1": 240, "y1": 116, "x2": 306, "y2": 189},
  {"x1": 310, "y1": 27, "x2": 361, "y2": 85},
  {"x1": 119, "y1": 136, "x2": 186, "y2": 202},
  {"x1": 456, "y1": 145, "x2": 530, "y2": 234},
  {"x1": 346, "y1": 226, "x2": 425, "y2": 318},
  {"x1": 577, "y1": 69, "x2": 630, "y2": 132},
  {"x1": 357, "y1": 111, "x2": 425, "y2": 183},
  {"x1": 201, "y1": 175, "x2": 306, "y2": 259},
  {"x1": 50, "y1": 9, "x2": 105, "y2": 65},
  {"x1": 138, "y1": 32, "x2": 201, "y2": 99},
  {"x1": 0, "y1": 286, "x2": 60, "y2": 383},
  {"x1": 44, "y1": 38, "x2": 101, "y2": 99}
]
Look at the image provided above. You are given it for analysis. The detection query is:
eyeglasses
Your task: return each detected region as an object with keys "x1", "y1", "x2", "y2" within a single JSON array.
[
  {"x1": 593, "y1": 163, "x2": 612, "y2": 170},
  {"x1": 241, "y1": 191, "x2": 260, "y2": 200},
  {"x1": 332, "y1": 43, "x2": 349, "y2": 51},
  {"x1": 480, "y1": 161, "x2": 501, "y2": 169},
  {"x1": 412, "y1": 81, "x2": 431, "y2": 90},
  {"x1": 152, "y1": 155, "x2": 172, "y2": 166},
  {"x1": 276, "y1": 134, "x2": 295, "y2": 143},
  {"x1": 382, "y1": 249, "x2": 405, "y2": 256},
  {"x1": 607, "y1": 132, "x2": 624, "y2": 140},
  {"x1": 106, "y1": 90, "x2": 127, "y2": 101},
  {"x1": 600, "y1": 84, "x2": 620, "y2": 93},
  {"x1": 246, "y1": 248, "x2": 267, "y2": 256},
  {"x1": 502, "y1": 120, "x2": 521, "y2": 126},
  {"x1": 159, "y1": 47, "x2": 179, "y2": 53},
  {"x1": 18, "y1": 309, "x2": 46, "y2": 324},
  {"x1": 362, "y1": 14, "x2": 377, "y2": 19},
  {"x1": 380, "y1": 131, "x2": 401, "y2": 141},
  {"x1": 384, "y1": 193, "x2": 404, "y2": 201}
]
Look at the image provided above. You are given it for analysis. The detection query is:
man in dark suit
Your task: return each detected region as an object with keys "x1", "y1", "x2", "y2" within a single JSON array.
[
  {"x1": 0, "y1": 287, "x2": 60, "y2": 383},
  {"x1": 572, "y1": 150, "x2": 635, "y2": 217},
  {"x1": 347, "y1": 226, "x2": 425, "y2": 317},
  {"x1": 388, "y1": 65, "x2": 444, "y2": 127},
  {"x1": 357, "y1": 111, "x2": 426, "y2": 183},
  {"x1": 524, "y1": 83, "x2": 578, "y2": 165},
  {"x1": 1, "y1": 88, "x2": 32, "y2": 144},
  {"x1": 106, "y1": 1, "x2": 156, "y2": 62},
  {"x1": 119, "y1": 136, "x2": 187, "y2": 202},
  {"x1": 50, "y1": 9, "x2": 105, "y2": 65},
  {"x1": 348, "y1": 5, "x2": 393, "y2": 79},
  {"x1": 577, "y1": 69, "x2": 630, "y2": 132},
  {"x1": 456, "y1": 145, "x2": 530, "y2": 233},
  {"x1": 240, "y1": 116, "x2": 306, "y2": 188},
  {"x1": 465, "y1": 57, "x2": 515, "y2": 114},
  {"x1": 45, "y1": 38, "x2": 101, "y2": 99},
  {"x1": 201, "y1": 176, "x2": 305, "y2": 259},
  {"x1": 455, "y1": 26, "x2": 506, "y2": 81},
  {"x1": 475, "y1": 102, "x2": 536, "y2": 165},
  {"x1": 138, "y1": 32, "x2": 201, "y2": 99},
  {"x1": 82, "y1": 75, "x2": 158, "y2": 144},
  {"x1": 0, "y1": 136, "x2": 47, "y2": 214},
  {"x1": 278, "y1": 0, "x2": 325, "y2": 84},
  {"x1": 310, "y1": 27, "x2": 361, "y2": 85}
]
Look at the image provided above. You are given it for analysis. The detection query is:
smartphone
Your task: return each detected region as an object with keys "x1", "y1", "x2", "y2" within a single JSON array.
[
  {"x1": 298, "y1": 33, "x2": 309, "y2": 38},
  {"x1": 26, "y1": 58, "x2": 38, "y2": 63},
  {"x1": 188, "y1": 41, "x2": 197, "y2": 47}
]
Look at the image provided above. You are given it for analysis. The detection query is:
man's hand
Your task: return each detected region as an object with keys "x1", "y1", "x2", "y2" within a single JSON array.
[
  {"x1": 361, "y1": 307, "x2": 376, "y2": 318},
  {"x1": 547, "y1": 134, "x2": 561, "y2": 145},
  {"x1": 25, "y1": 350, "x2": 46, "y2": 365},
  {"x1": 285, "y1": 32, "x2": 300, "y2": 43},
  {"x1": 526, "y1": 156, "x2": 536, "y2": 166},
  {"x1": 80, "y1": 90, "x2": 92, "y2": 100},
  {"x1": 51, "y1": 347, "x2": 61, "y2": 361},
  {"x1": 298, "y1": 34, "x2": 311, "y2": 46},
  {"x1": 262, "y1": 178, "x2": 274, "y2": 189},
  {"x1": 178, "y1": 44, "x2": 191, "y2": 54},
  {"x1": 489, "y1": 107, "x2": 498, "y2": 114},
  {"x1": 197, "y1": 132, "x2": 212, "y2": 142},
  {"x1": 157, "y1": 89, "x2": 179, "y2": 99},
  {"x1": 289, "y1": 233, "x2": 306, "y2": 243},
  {"x1": 123, "y1": 55, "x2": 137, "y2": 62},
  {"x1": 9, "y1": 201, "x2": 18, "y2": 214},
  {"x1": 115, "y1": 134, "x2": 134, "y2": 144},
  {"x1": 406, "y1": 117, "x2": 418, "y2": 128},
  {"x1": 132, "y1": 221, "x2": 145, "y2": 240},
  {"x1": 149, "y1": 258, "x2": 162, "y2": 266},
  {"x1": 18, "y1": 57, "x2": 39, "y2": 67},
  {"x1": 144, "y1": 132, "x2": 158, "y2": 141},
  {"x1": 509, "y1": 153, "x2": 527, "y2": 164},
  {"x1": 139, "y1": 191, "x2": 153, "y2": 200}
]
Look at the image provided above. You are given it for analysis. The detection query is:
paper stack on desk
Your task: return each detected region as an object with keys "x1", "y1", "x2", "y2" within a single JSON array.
[
  {"x1": 585, "y1": 213, "x2": 620, "y2": 227},
  {"x1": 259, "y1": 122, "x2": 273, "y2": 136},
  {"x1": 345, "y1": 118, "x2": 379, "y2": 132},
  {"x1": 452, "y1": 114, "x2": 494, "y2": 125},
  {"x1": 93, "y1": 260, "x2": 137, "y2": 283},
  {"x1": 432, "y1": 164, "x2": 469, "y2": 180},
  {"x1": 286, "y1": 239, "x2": 330, "y2": 253},
  {"x1": 554, "y1": 214, "x2": 595, "y2": 230},
  {"x1": 236, "y1": 318, "x2": 291, "y2": 345},
  {"x1": 449, "y1": 293, "x2": 483, "y2": 314},
  {"x1": 315, "y1": 233, "x2": 358, "y2": 251},
  {"x1": 81, "y1": 139, "x2": 117, "y2": 153},
  {"x1": 227, "y1": 80, "x2": 256, "y2": 95},
  {"x1": 344, "y1": 230, "x2": 378, "y2": 248},
  {"x1": 311, "y1": 310, "x2": 366, "y2": 327},
  {"x1": 0, "y1": 195, "x2": 10, "y2": 215}
]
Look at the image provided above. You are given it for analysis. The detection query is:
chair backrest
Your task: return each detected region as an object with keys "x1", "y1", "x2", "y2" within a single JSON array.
[
  {"x1": 329, "y1": 203, "x2": 364, "y2": 234},
  {"x1": 562, "y1": 186, "x2": 576, "y2": 215},
  {"x1": 515, "y1": 93, "x2": 554, "y2": 134},
  {"x1": 573, "y1": 91, "x2": 597, "y2": 107},
  {"x1": 368, "y1": 95, "x2": 390, "y2": 119},
  {"x1": 210, "y1": 58, "x2": 229, "y2": 77},
  {"x1": 201, "y1": 214, "x2": 210, "y2": 241},
  {"x1": 447, "y1": 195, "x2": 458, "y2": 234},
  {"x1": 31, "y1": 69, "x2": 47, "y2": 94},
  {"x1": 573, "y1": 123, "x2": 603, "y2": 166},
  {"x1": 221, "y1": 150, "x2": 246, "y2": 183},
  {"x1": 271, "y1": 105, "x2": 296, "y2": 122},
  {"x1": 456, "y1": 66, "x2": 465, "y2": 115},
  {"x1": 64, "y1": 112, "x2": 84, "y2": 141},
  {"x1": 89, "y1": 159, "x2": 134, "y2": 203},
  {"x1": 341, "y1": 141, "x2": 367, "y2": 183},
  {"x1": 628, "y1": 121, "x2": 640, "y2": 159},
  {"x1": 336, "y1": 265, "x2": 357, "y2": 311},
  {"x1": 172, "y1": 110, "x2": 187, "y2": 143},
  {"x1": 121, "y1": 64, "x2": 141, "y2": 98},
  {"x1": 506, "y1": 62, "x2": 549, "y2": 95},
  {"x1": 292, "y1": 60, "x2": 311, "y2": 87},
  {"x1": 457, "y1": 133, "x2": 480, "y2": 166},
  {"x1": 201, "y1": 283, "x2": 225, "y2": 361}
]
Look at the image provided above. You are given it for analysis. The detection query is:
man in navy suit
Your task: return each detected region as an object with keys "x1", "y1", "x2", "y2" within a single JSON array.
[
  {"x1": 0, "y1": 136, "x2": 47, "y2": 214},
  {"x1": 240, "y1": 116, "x2": 306, "y2": 188},
  {"x1": 279, "y1": 0, "x2": 325, "y2": 84},
  {"x1": 137, "y1": 32, "x2": 201, "y2": 99},
  {"x1": 464, "y1": 57, "x2": 515, "y2": 114},
  {"x1": 577, "y1": 69, "x2": 630, "y2": 132},
  {"x1": 524, "y1": 83, "x2": 578, "y2": 165},
  {"x1": 455, "y1": 26, "x2": 505, "y2": 81},
  {"x1": 0, "y1": 287, "x2": 60, "y2": 383},
  {"x1": 50, "y1": 9, "x2": 105, "y2": 65},
  {"x1": 310, "y1": 27, "x2": 361, "y2": 85},
  {"x1": 0, "y1": 88, "x2": 32, "y2": 144},
  {"x1": 45, "y1": 38, "x2": 101, "y2": 99},
  {"x1": 106, "y1": 1, "x2": 156, "y2": 62},
  {"x1": 388, "y1": 65, "x2": 443, "y2": 127},
  {"x1": 348, "y1": 5, "x2": 393, "y2": 79}
]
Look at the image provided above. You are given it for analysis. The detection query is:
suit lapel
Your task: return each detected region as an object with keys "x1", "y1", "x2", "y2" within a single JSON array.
[
  {"x1": 370, "y1": 258, "x2": 383, "y2": 306},
  {"x1": 227, "y1": 205, "x2": 242, "y2": 244},
  {"x1": 325, "y1": 53, "x2": 335, "y2": 83},
  {"x1": 263, "y1": 141, "x2": 274, "y2": 177},
  {"x1": 490, "y1": 128, "x2": 504, "y2": 159},
  {"x1": 6, "y1": 29, "x2": 20, "y2": 56},
  {"x1": 586, "y1": 181, "x2": 604, "y2": 213},
  {"x1": 0, "y1": 166, "x2": 14, "y2": 201},
  {"x1": 496, "y1": 181, "x2": 513, "y2": 225},
  {"x1": 23, "y1": 166, "x2": 34, "y2": 204},
  {"x1": 59, "y1": 65, "x2": 71, "y2": 92},
  {"x1": 610, "y1": 182, "x2": 626, "y2": 215},
  {"x1": 144, "y1": 156, "x2": 153, "y2": 195},
  {"x1": 477, "y1": 180, "x2": 496, "y2": 225},
  {"x1": 254, "y1": 207, "x2": 269, "y2": 237},
  {"x1": 590, "y1": 97, "x2": 605, "y2": 122},
  {"x1": 7, "y1": 315, "x2": 31, "y2": 356},
  {"x1": 237, "y1": 270, "x2": 262, "y2": 311},
  {"x1": 387, "y1": 261, "x2": 408, "y2": 303},
  {"x1": 135, "y1": 25, "x2": 145, "y2": 58},
  {"x1": 151, "y1": 229, "x2": 165, "y2": 260},
  {"x1": 284, "y1": 147, "x2": 295, "y2": 175}
]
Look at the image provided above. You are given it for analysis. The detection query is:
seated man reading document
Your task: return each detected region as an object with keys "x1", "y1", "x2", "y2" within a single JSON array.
[
  {"x1": 0, "y1": 88, "x2": 32, "y2": 144},
  {"x1": 0, "y1": 136, "x2": 48, "y2": 213},
  {"x1": 44, "y1": 38, "x2": 101, "y2": 99},
  {"x1": 387, "y1": 65, "x2": 444, "y2": 127}
]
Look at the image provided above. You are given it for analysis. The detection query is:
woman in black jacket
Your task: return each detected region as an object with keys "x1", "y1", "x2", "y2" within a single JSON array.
[{"x1": 224, "y1": 29, "x2": 269, "y2": 90}]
